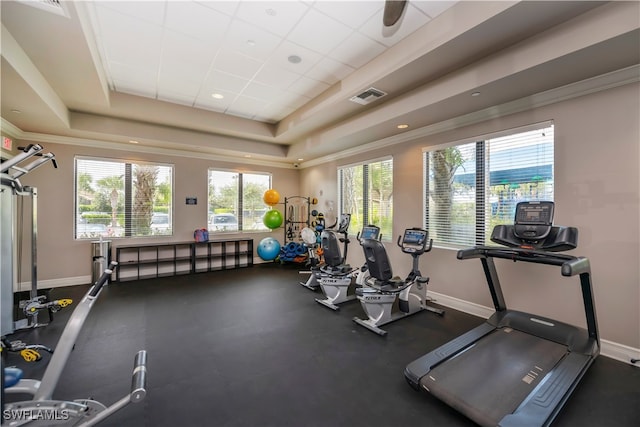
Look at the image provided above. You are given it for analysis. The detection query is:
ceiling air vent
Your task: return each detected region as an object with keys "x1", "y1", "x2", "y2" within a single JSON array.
[
  {"x1": 18, "y1": 0, "x2": 69, "y2": 17},
  {"x1": 349, "y1": 87, "x2": 388, "y2": 105}
]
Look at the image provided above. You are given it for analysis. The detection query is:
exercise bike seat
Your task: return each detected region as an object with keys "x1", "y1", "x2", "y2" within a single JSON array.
[
  {"x1": 357, "y1": 276, "x2": 410, "y2": 295},
  {"x1": 4, "y1": 367, "x2": 23, "y2": 388},
  {"x1": 320, "y1": 264, "x2": 353, "y2": 276}
]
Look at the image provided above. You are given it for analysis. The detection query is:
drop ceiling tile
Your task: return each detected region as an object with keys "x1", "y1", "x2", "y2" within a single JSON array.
[
  {"x1": 112, "y1": 79, "x2": 156, "y2": 99},
  {"x1": 312, "y1": 0, "x2": 383, "y2": 29},
  {"x1": 287, "y1": 9, "x2": 353, "y2": 55},
  {"x1": 288, "y1": 75, "x2": 330, "y2": 98},
  {"x1": 212, "y1": 49, "x2": 264, "y2": 80},
  {"x1": 267, "y1": 40, "x2": 322, "y2": 75},
  {"x1": 223, "y1": 19, "x2": 283, "y2": 61},
  {"x1": 254, "y1": 104, "x2": 295, "y2": 123},
  {"x1": 203, "y1": 70, "x2": 250, "y2": 94},
  {"x1": 157, "y1": 68, "x2": 202, "y2": 98},
  {"x1": 161, "y1": 30, "x2": 219, "y2": 75},
  {"x1": 328, "y1": 31, "x2": 386, "y2": 69},
  {"x1": 157, "y1": 90, "x2": 196, "y2": 107},
  {"x1": 276, "y1": 91, "x2": 312, "y2": 110},
  {"x1": 195, "y1": 0, "x2": 239, "y2": 17},
  {"x1": 227, "y1": 95, "x2": 270, "y2": 119},
  {"x1": 96, "y1": 7, "x2": 164, "y2": 70},
  {"x1": 411, "y1": 1, "x2": 458, "y2": 19},
  {"x1": 164, "y1": 1, "x2": 232, "y2": 43},
  {"x1": 241, "y1": 81, "x2": 284, "y2": 102},
  {"x1": 253, "y1": 64, "x2": 301, "y2": 91},
  {"x1": 305, "y1": 57, "x2": 356, "y2": 85},
  {"x1": 359, "y1": 4, "x2": 432, "y2": 47},
  {"x1": 236, "y1": 1, "x2": 311, "y2": 38},
  {"x1": 281, "y1": 92, "x2": 312, "y2": 110},
  {"x1": 108, "y1": 61, "x2": 157, "y2": 87},
  {"x1": 95, "y1": 1, "x2": 166, "y2": 26},
  {"x1": 194, "y1": 89, "x2": 236, "y2": 112}
]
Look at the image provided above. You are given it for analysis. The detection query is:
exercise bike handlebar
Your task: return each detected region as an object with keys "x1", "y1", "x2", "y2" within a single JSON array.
[{"x1": 397, "y1": 234, "x2": 433, "y2": 253}]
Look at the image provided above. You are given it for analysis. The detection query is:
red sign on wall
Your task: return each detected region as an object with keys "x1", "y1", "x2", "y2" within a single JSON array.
[{"x1": 2, "y1": 136, "x2": 12, "y2": 150}]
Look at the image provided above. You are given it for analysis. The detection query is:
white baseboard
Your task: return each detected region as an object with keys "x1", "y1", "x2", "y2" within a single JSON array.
[
  {"x1": 429, "y1": 291, "x2": 640, "y2": 367},
  {"x1": 429, "y1": 290, "x2": 495, "y2": 319},
  {"x1": 17, "y1": 276, "x2": 92, "y2": 291}
]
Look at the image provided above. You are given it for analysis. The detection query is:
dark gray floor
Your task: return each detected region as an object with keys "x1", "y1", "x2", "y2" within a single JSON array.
[{"x1": 4, "y1": 263, "x2": 640, "y2": 426}]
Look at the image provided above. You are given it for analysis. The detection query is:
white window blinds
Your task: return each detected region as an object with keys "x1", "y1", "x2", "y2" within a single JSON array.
[{"x1": 424, "y1": 123, "x2": 554, "y2": 248}]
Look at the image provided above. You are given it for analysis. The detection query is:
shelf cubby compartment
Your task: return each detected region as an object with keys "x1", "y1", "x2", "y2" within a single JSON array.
[{"x1": 115, "y1": 239, "x2": 253, "y2": 282}]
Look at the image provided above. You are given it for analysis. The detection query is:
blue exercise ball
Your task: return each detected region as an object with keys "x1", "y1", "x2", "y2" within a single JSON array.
[{"x1": 257, "y1": 237, "x2": 281, "y2": 261}]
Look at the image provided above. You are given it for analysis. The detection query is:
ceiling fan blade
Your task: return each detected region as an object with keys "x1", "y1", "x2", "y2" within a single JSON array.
[{"x1": 383, "y1": 0, "x2": 407, "y2": 27}]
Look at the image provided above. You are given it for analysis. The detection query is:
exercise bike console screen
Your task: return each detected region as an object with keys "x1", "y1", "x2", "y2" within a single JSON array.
[
  {"x1": 402, "y1": 229, "x2": 427, "y2": 251},
  {"x1": 514, "y1": 201, "x2": 554, "y2": 241},
  {"x1": 360, "y1": 226, "x2": 380, "y2": 240}
]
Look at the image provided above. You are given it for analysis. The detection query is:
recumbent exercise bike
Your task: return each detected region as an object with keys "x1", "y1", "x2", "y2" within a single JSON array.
[{"x1": 314, "y1": 214, "x2": 357, "y2": 310}]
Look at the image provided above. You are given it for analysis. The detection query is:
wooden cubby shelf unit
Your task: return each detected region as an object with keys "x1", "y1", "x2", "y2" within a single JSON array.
[
  {"x1": 115, "y1": 239, "x2": 253, "y2": 282},
  {"x1": 193, "y1": 239, "x2": 254, "y2": 273}
]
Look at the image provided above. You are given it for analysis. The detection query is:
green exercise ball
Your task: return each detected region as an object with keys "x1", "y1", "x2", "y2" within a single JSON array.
[{"x1": 263, "y1": 209, "x2": 283, "y2": 229}]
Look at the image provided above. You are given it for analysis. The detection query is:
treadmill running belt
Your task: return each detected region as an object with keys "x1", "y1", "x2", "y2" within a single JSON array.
[{"x1": 420, "y1": 327, "x2": 567, "y2": 427}]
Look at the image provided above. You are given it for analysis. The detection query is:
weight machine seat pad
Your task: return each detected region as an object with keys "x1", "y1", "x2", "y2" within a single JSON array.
[{"x1": 421, "y1": 328, "x2": 567, "y2": 427}]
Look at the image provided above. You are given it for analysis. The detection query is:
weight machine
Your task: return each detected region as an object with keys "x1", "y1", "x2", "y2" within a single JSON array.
[
  {"x1": 1, "y1": 144, "x2": 70, "y2": 343},
  {"x1": 2, "y1": 263, "x2": 149, "y2": 426}
]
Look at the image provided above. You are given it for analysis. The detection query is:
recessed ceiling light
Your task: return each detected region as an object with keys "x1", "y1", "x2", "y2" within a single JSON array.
[
  {"x1": 471, "y1": 91, "x2": 481, "y2": 97},
  {"x1": 297, "y1": 158, "x2": 304, "y2": 161},
  {"x1": 288, "y1": 55, "x2": 302, "y2": 64},
  {"x1": 11, "y1": 109, "x2": 21, "y2": 114},
  {"x1": 129, "y1": 140, "x2": 139, "y2": 144},
  {"x1": 211, "y1": 93, "x2": 224, "y2": 99},
  {"x1": 397, "y1": 124, "x2": 409, "y2": 129},
  {"x1": 265, "y1": 8, "x2": 277, "y2": 16},
  {"x1": 244, "y1": 154, "x2": 252, "y2": 158}
]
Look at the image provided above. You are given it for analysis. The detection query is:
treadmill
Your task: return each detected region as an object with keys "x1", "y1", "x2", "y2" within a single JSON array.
[{"x1": 404, "y1": 201, "x2": 599, "y2": 427}]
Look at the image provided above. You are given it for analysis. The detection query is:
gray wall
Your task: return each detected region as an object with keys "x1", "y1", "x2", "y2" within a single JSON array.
[{"x1": 301, "y1": 82, "x2": 640, "y2": 350}]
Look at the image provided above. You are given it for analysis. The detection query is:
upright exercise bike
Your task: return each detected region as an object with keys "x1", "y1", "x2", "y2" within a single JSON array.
[
  {"x1": 352, "y1": 228, "x2": 444, "y2": 336},
  {"x1": 2, "y1": 262, "x2": 148, "y2": 426}
]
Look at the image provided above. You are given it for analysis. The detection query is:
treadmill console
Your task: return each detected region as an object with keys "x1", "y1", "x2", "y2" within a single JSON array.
[
  {"x1": 401, "y1": 229, "x2": 428, "y2": 253},
  {"x1": 513, "y1": 201, "x2": 554, "y2": 241}
]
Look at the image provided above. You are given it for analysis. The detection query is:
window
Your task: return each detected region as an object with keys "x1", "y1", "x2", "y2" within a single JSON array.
[
  {"x1": 338, "y1": 157, "x2": 393, "y2": 240},
  {"x1": 75, "y1": 157, "x2": 173, "y2": 239},
  {"x1": 424, "y1": 123, "x2": 554, "y2": 248},
  {"x1": 208, "y1": 170, "x2": 271, "y2": 232}
]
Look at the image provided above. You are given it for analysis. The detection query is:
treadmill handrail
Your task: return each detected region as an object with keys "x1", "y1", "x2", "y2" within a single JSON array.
[{"x1": 457, "y1": 246, "x2": 590, "y2": 276}]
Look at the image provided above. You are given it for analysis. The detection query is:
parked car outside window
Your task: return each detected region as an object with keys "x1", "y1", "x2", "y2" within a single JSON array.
[{"x1": 209, "y1": 213, "x2": 238, "y2": 231}]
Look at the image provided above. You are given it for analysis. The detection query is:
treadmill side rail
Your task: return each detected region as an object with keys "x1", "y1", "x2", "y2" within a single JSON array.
[
  {"x1": 499, "y1": 352, "x2": 595, "y2": 427},
  {"x1": 404, "y1": 322, "x2": 495, "y2": 388}
]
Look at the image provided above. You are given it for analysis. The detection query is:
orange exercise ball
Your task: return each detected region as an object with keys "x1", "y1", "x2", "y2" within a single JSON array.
[{"x1": 263, "y1": 189, "x2": 280, "y2": 206}]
